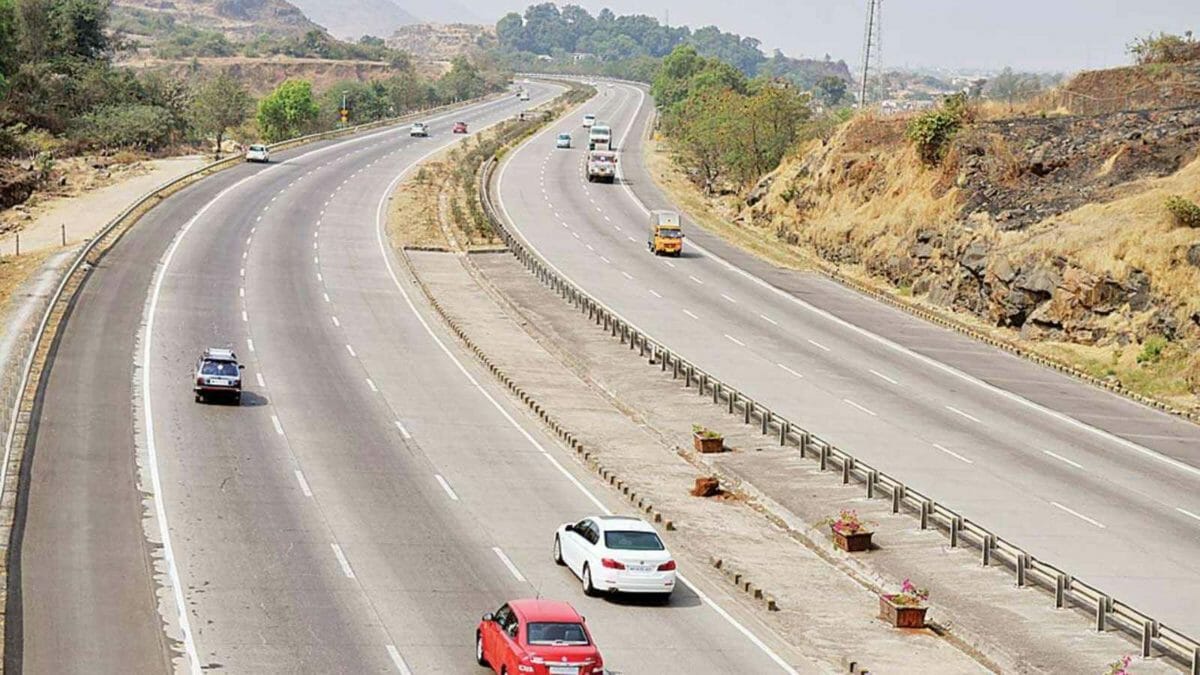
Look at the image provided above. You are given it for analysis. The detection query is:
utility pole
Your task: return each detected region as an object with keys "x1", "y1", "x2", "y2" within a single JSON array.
[{"x1": 859, "y1": 0, "x2": 883, "y2": 107}]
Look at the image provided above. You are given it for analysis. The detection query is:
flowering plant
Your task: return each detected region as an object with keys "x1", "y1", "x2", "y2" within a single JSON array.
[
  {"x1": 883, "y1": 579, "x2": 929, "y2": 607},
  {"x1": 825, "y1": 509, "x2": 873, "y2": 535},
  {"x1": 1105, "y1": 655, "x2": 1132, "y2": 675}
]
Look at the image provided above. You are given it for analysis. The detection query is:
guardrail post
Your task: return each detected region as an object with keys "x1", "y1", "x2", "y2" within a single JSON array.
[
  {"x1": 761, "y1": 409, "x2": 770, "y2": 436},
  {"x1": 981, "y1": 534, "x2": 994, "y2": 566},
  {"x1": 1055, "y1": 574, "x2": 1065, "y2": 608},
  {"x1": 866, "y1": 470, "x2": 878, "y2": 498},
  {"x1": 639, "y1": 336, "x2": 646, "y2": 358},
  {"x1": 684, "y1": 365, "x2": 692, "y2": 388},
  {"x1": 728, "y1": 390, "x2": 736, "y2": 414},
  {"x1": 920, "y1": 500, "x2": 931, "y2": 530},
  {"x1": 819, "y1": 444, "x2": 829, "y2": 471},
  {"x1": 1017, "y1": 554, "x2": 1028, "y2": 587},
  {"x1": 1095, "y1": 595, "x2": 1107, "y2": 631},
  {"x1": 744, "y1": 401, "x2": 753, "y2": 426},
  {"x1": 892, "y1": 484, "x2": 905, "y2": 513},
  {"x1": 779, "y1": 421, "x2": 789, "y2": 446},
  {"x1": 713, "y1": 382, "x2": 720, "y2": 404},
  {"x1": 1141, "y1": 620, "x2": 1156, "y2": 657},
  {"x1": 949, "y1": 516, "x2": 961, "y2": 547},
  {"x1": 1190, "y1": 646, "x2": 1199, "y2": 675},
  {"x1": 841, "y1": 456, "x2": 852, "y2": 484},
  {"x1": 672, "y1": 359, "x2": 679, "y2": 380}
]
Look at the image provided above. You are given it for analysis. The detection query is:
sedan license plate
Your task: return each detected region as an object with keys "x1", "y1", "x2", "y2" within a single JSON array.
[
  {"x1": 628, "y1": 564, "x2": 654, "y2": 573},
  {"x1": 549, "y1": 667, "x2": 579, "y2": 675},
  {"x1": 207, "y1": 379, "x2": 227, "y2": 386}
]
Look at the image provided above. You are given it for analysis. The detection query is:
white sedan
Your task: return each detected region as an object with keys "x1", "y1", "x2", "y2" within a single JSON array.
[
  {"x1": 554, "y1": 516, "x2": 675, "y2": 599},
  {"x1": 410, "y1": 122, "x2": 429, "y2": 137},
  {"x1": 244, "y1": 144, "x2": 270, "y2": 163}
]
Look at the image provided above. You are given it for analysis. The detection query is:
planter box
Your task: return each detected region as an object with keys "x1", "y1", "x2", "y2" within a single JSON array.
[
  {"x1": 693, "y1": 433, "x2": 724, "y2": 454},
  {"x1": 879, "y1": 597, "x2": 927, "y2": 628},
  {"x1": 831, "y1": 527, "x2": 874, "y2": 552}
]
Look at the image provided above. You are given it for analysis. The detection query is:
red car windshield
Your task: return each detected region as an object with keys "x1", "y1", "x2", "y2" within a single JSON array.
[{"x1": 526, "y1": 622, "x2": 589, "y2": 646}]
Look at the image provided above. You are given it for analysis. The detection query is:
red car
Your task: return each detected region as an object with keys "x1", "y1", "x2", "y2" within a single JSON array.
[
  {"x1": 476, "y1": 599, "x2": 604, "y2": 674},
  {"x1": 453, "y1": 121, "x2": 469, "y2": 134}
]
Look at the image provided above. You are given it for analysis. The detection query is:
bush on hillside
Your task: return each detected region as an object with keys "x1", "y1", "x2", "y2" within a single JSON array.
[
  {"x1": 1165, "y1": 195, "x2": 1200, "y2": 228},
  {"x1": 1127, "y1": 31, "x2": 1199, "y2": 65},
  {"x1": 906, "y1": 93, "x2": 970, "y2": 166},
  {"x1": 74, "y1": 104, "x2": 175, "y2": 150}
]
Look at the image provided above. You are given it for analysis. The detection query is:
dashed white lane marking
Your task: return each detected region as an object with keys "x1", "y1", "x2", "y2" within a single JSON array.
[
  {"x1": 933, "y1": 443, "x2": 974, "y2": 464},
  {"x1": 246, "y1": 236, "x2": 252, "y2": 245},
  {"x1": 725, "y1": 334, "x2": 745, "y2": 347},
  {"x1": 759, "y1": 314, "x2": 779, "y2": 326},
  {"x1": 239, "y1": 287, "x2": 244, "y2": 298},
  {"x1": 314, "y1": 256, "x2": 319, "y2": 265},
  {"x1": 330, "y1": 543, "x2": 356, "y2": 578},
  {"x1": 270, "y1": 414, "x2": 284, "y2": 435},
  {"x1": 663, "y1": 260, "x2": 676, "y2": 268},
  {"x1": 491, "y1": 547, "x2": 526, "y2": 582},
  {"x1": 346, "y1": 344, "x2": 357, "y2": 357},
  {"x1": 256, "y1": 372, "x2": 266, "y2": 388},
  {"x1": 777, "y1": 363, "x2": 803, "y2": 379},
  {"x1": 621, "y1": 271, "x2": 633, "y2": 280},
  {"x1": 242, "y1": 251, "x2": 248, "y2": 260},
  {"x1": 386, "y1": 645, "x2": 414, "y2": 675},
  {"x1": 366, "y1": 378, "x2": 378, "y2": 392},
  {"x1": 649, "y1": 290, "x2": 662, "y2": 298},
  {"x1": 394, "y1": 421, "x2": 411, "y2": 439},
  {"x1": 241, "y1": 311, "x2": 248, "y2": 323},
  {"x1": 946, "y1": 406, "x2": 982, "y2": 424},
  {"x1": 572, "y1": 232, "x2": 581, "y2": 239},
  {"x1": 807, "y1": 339, "x2": 831, "y2": 352},
  {"x1": 683, "y1": 309, "x2": 700, "y2": 320},
  {"x1": 331, "y1": 316, "x2": 340, "y2": 327},
  {"x1": 1051, "y1": 501, "x2": 1106, "y2": 529},
  {"x1": 1177, "y1": 507, "x2": 1200, "y2": 522},
  {"x1": 317, "y1": 273, "x2": 323, "y2": 282},
  {"x1": 870, "y1": 369, "x2": 899, "y2": 385},
  {"x1": 295, "y1": 470, "x2": 313, "y2": 497},
  {"x1": 246, "y1": 338, "x2": 255, "y2": 353},
  {"x1": 434, "y1": 474, "x2": 460, "y2": 501},
  {"x1": 689, "y1": 275, "x2": 704, "y2": 285},
  {"x1": 627, "y1": 236, "x2": 636, "y2": 242},
  {"x1": 240, "y1": 267, "x2": 245, "y2": 277},
  {"x1": 843, "y1": 399, "x2": 877, "y2": 416},
  {"x1": 720, "y1": 293, "x2": 736, "y2": 303},
  {"x1": 600, "y1": 256, "x2": 610, "y2": 264},
  {"x1": 586, "y1": 244, "x2": 593, "y2": 251},
  {"x1": 1043, "y1": 450, "x2": 1084, "y2": 470}
]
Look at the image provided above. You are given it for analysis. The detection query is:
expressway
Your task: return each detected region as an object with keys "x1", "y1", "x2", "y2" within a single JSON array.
[
  {"x1": 14, "y1": 82, "x2": 803, "y2": 673},
  {"x1": 494, "y1": 82, "x2": 1200, "y2": 635}
]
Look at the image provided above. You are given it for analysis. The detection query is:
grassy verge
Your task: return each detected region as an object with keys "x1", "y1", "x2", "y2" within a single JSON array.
[
  {"x1": 0, "y1": 249, "x2": 57, "y2": 315},
  {"x1": 644, "y1": 131, "x2": 1200, "y2": 412}
]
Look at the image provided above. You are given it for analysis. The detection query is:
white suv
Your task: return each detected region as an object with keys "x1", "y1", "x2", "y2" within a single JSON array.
[
  {"x1": 245, "y1": 144, "x2": 270, "y2": 163},
  {"x1": 410, "y1": 122, "x2": 429, "y2": 137},
  {"x1": 554, "y1": 516, "x2": 676, "y2": 599},
  {"x1": 582, "y1": 114, "x2": 596, "y2": 128}
]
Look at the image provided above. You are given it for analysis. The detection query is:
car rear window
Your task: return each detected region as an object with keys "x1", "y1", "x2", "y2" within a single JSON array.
[
  {"x1": 604, "y1": 530, "x2": 664, "y2": 551},
  {"x1": 249, "y1": 145, "x2": 267, "y2": 152},
  {"x1": 526, "y1": 622, "x2": 590, "y2": 646},
  {"x1": 201, "y1": 361, "x2": 238, "y2": 377}
]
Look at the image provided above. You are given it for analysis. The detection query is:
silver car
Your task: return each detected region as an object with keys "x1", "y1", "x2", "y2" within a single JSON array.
[
  {"x1": 194, "y1": 348, "x2": 243, "y2": 404},
  {"x1": 410, "y1": 122, "x2": 429, "y2": 137}
]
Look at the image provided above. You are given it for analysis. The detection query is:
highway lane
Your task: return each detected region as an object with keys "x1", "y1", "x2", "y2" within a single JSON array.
[
  {"x1": 135, "y1": 79, "x2": 802, "y2": 674},
  {"x1": 494, "y1": 81, "x2": 1200, "y2": 634}
]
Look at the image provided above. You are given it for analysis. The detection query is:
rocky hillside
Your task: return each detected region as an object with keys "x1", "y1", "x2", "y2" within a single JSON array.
[
  {"x1": 387, "y1": 23, "x2": 494, "y2": 61},
  {"x1": 111, "y1": 0, "x2": 322, "y2": 40},
  {"x1": 286, "y1": 0, "x2": 417, "y2": 39},
  {"x1": 737, "y1": 88, "x2": 1200, "y2": 408},
  {"x1": 123, "y1": 56, "x2": 440, "y2": 96}
]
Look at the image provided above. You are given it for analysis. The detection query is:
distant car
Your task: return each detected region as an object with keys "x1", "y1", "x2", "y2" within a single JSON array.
[
  {"x1": 244, "y1": 144, "x2": 270, "y2": 163},
  {"x1": 453, "y1": 121, "x2": 469, "y2": 134},
  {"x1": 556, "y1": 133, "x2": 572, "y2": 149},
  {"x1": 582, "y1": 114, "x2": 596, "y2": 128},
  {"x1": 476, "y1": 599, "x2": 604, "y2": 674},
  {"x1": 554, "y1": 515, "x2": 675, "y2": 598},
  {"x1": 193, "y1": 348, "x2": 243, "y2": 404},
  {"x1": 410, "y1": 122, "x2": 429, "y2": 137},
  {"x1": 518, "y1": 90, "x2": 530, "y2": 101}
]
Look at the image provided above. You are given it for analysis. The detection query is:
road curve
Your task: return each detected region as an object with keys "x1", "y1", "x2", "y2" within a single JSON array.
[
  {"x1": 16, "y1": 82, "x2": 804, "y2": 674},
  {"x1": 493, "y1": 81, "x2": 1200, "y2": 635}
]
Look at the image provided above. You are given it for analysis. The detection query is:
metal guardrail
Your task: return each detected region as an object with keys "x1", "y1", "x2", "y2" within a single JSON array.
[{"x1": 477, "y1": 156, "x2": 1200, "y2": 672}]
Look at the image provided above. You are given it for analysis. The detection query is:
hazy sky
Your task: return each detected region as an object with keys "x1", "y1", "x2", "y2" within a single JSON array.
[{"x1": 461, "y1": 0, "x2": 1200, "y2": 73}]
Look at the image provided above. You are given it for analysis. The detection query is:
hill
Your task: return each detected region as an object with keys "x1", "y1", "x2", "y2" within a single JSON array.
[
  {"x1": 387, "y1": 23, "x2": 495, "y2": 61},
  {"x1": 111, "y1": 0, "x2": 322, "y2": 41},
  {"x1": 286, "y1": 0, "x2": 418, "y2": 40}
]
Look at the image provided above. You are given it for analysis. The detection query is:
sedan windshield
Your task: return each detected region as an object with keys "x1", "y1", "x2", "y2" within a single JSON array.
[
  {"x1": 526, "y1": 622, "x2": 590, "y2": 646},
  {"x1": 604, "y1": 530, "x2": 664, "y2": 551},
  {"x1": 201, "y1": 361, "x2": 238, "y2": 377}
]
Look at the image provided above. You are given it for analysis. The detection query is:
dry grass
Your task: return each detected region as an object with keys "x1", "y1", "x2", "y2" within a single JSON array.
[
  {"x1": 388, "y1": 163, "x2": 450, "y2": 250},
  {"x1": 0, "y1": 249, "x2": 56, "y2": 314}
]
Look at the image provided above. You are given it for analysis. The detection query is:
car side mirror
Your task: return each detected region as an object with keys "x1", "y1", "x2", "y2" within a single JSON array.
[
  {"x1": 238, "y1": 364, "x2": 245, "y2": 369},
  {"x1": 482, "y1": 612, "x2": 495, "y2": 622},
  {"x1": 564, "y1": 524, "x2": 574, "y2": 533}
]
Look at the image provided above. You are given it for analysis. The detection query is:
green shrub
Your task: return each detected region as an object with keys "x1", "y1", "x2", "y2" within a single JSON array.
[
  {"x1": 906, "y1": 93, "x2": 970, "y2": 166},
  {"x1": 1165, "y1": 195, "x2": 1200, "y2": 228},
  {"x1": 1137, "y1": 335, "x2": 1168, "y2": 364},
  {"x1": 74, "y1": 104, "x2": 175, "y2": 150}
]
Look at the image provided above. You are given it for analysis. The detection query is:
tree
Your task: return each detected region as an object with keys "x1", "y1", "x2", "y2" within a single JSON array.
[
  {"x1": 813, "y1": 76, "x2": 848, "y2": 107},
  {"x1": 51, "y1": 0, "x2": 109, "y2": 59},
  {"x1": 256, "y1": 79, "x2": 319, "y2": 143},
  {"x1": 191, "y1": 73, "x2": 250, "y2": 157},
  {"x1": 437, "y1": 56, "x2": 485, "y2": 101}
]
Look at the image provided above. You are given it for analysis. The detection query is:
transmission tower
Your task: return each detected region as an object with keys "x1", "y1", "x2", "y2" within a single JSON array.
[{"x1": 858, "y1": 0, "x2": 883, "y2": 107}]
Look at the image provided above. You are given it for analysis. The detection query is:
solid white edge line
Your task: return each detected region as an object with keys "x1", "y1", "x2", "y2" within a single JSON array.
[
  {"x1": 330, "y1": 542, "x2": 356, "y2": 577},
  {"x1": 1043, "y1": 450, "x2": 1084, "y2": 470},
  {"x1": 1177, "y1": 507, "x2": 1200, "y2": 522},
  {"x1": 491, "y1": 547, "x2": 526, "y2": 582},
  {"x1": 386, "y1": 645, "x2": 414, "y2": 675},
  {"x1": 932, "y1": 443, "x2": 974, "y2": 465},
  {"x1": 492, "y1": 82, "x2": 798, "y2": 675},
  {"x1": 435, "y1": 474, "x2": 460, "y2": 501},
  {"x1": 1050, "y1": 501, "x2": 1107, "y2": 529},
  {"x1": 295, "y1": 470, "x2": 313, "y2": 497}
]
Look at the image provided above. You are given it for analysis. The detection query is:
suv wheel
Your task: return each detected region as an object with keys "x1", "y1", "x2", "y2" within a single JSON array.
[
  {"x1": 582, "y1": 564, "x2": 598, "y2": 597},
  {"x1": 553, "y1": 536, "x2": 564, "y2": 565}
]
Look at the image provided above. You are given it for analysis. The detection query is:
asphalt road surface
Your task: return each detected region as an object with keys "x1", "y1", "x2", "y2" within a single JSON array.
[
  {"x1": 493, "y1": 82, "x2": 1200, "y2": 636},
  {"x1": 14, "y1": 82, "x2": 805, "y2": 674}
]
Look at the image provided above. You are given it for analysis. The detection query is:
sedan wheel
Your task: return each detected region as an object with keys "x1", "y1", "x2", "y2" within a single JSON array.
[
  {"x1": 553, "y1": 536, "x2": 565, "y2": 566},
  {"x1": 582, "y1": 564, "x2": 598, "y2": 597},
  {"x1": 476, "y1": 632, "x2": 488, "y2": 666}
]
